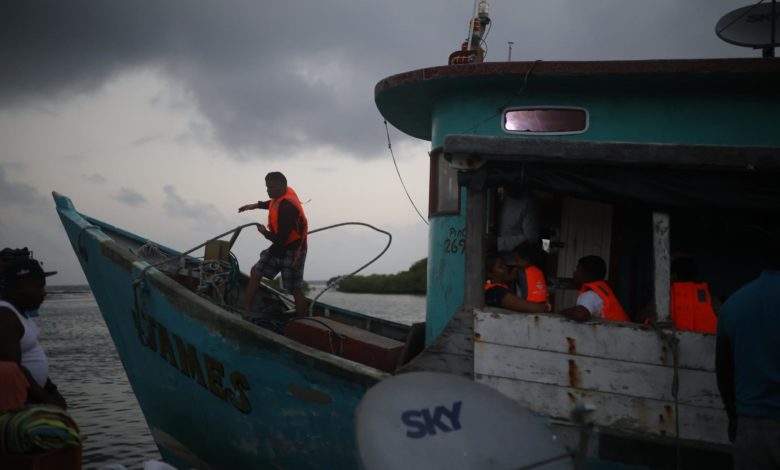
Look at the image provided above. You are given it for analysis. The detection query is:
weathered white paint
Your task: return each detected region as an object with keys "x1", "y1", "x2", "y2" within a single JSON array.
[
  {"x1": 474, "y1": 342, "x2": 721, "y2": 407},
  {"x1": 473, "y1": 309, "x2": 727, "y2": 447},
  {"x1": 474, "y1": 309, "x2": 716, "y2": 370},
  {"x1": 653, "y1": 212, "x2": 671, "y2": 322},
  {"x1": 476, "y1": 375, "x2": 729, "y2": 445}
]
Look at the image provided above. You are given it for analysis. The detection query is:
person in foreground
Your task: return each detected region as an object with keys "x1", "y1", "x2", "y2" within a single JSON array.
[
  {"x1": 484, "y1": 253, "x2": 550, "y2": 313},
  {"x1": 0, "y1": 255, "x2": 67, "y2": 408},
  {"x1": 239, "y1": 171, "x2": 309, "y2": 317},
  {"x1": 558, "y1": 255, "x2": 629, "y2": 322},
  {"x1": 716, "y1": 252, "x2": 780, "y2": 470}
]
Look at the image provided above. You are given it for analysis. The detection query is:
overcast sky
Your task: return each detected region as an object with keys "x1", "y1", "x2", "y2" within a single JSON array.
[{"x1": 0, "y1": 0, "x2": 757, "y2": 285}]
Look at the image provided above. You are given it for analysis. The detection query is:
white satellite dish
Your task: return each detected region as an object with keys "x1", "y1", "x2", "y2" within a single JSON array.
[
  {"x1": 716, "y1": 2, "x2": 780, "y2": 48},
  {"x1": 355, "y1": 371, "x2": 574, "y2": 470}
]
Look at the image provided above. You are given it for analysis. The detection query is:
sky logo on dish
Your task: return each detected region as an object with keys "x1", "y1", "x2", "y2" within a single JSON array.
[{"x1": 401, "y1": 401, "x2": 462, "y2": 439}]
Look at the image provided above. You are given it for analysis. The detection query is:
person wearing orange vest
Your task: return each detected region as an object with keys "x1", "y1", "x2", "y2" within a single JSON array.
[
  {"x1": 669, "y1": 256, "x2": 717, "y2": 334},
  {"x1": 559, "y1": 255, "x2": 629, "y2": 322},
  {"x1": 239, "y1": 172, "x2": 308, "y2": 317},
  {"x1": 506, "y1": 242, "x2": 549, "y2": 304},
  {"x1": 484, "y1": 253, "x2": 550, "y2": 313}
]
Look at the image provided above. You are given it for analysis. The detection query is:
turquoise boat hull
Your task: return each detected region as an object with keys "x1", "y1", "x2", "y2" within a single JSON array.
[{"x1": 54, "y1": 192, "x2": 391, "y2": 469}]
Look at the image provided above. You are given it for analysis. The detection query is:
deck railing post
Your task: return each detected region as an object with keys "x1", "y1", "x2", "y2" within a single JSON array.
[
  {"x1": 653, "y1": 212, "x2": 671, "y2": 322},
  {"x1": 464, "y1": 187, "x2": 486, "y2": 309}
]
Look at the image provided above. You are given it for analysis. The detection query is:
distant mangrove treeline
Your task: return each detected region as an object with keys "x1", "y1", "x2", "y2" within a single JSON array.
[{"x1": 330, "y1": 258, "x2": 426, "y2": 294}]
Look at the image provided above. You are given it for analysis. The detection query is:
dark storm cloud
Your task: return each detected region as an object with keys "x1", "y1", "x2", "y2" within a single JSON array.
[
  {"x1": 0, "y1": 0, "x2": 458, "y2": 159},
  {"x1": 0, "y1": 167, "x2": 48, "y2": 211},
  {"x1": 0, "y1": 1, "x2": 751, "y2": 158},
  {"x1": 163, "y1": 185, "x2": 227, "y2": 227},
  {"x1": 114, "y1": 187, "x2": 147, "y2": 207}
]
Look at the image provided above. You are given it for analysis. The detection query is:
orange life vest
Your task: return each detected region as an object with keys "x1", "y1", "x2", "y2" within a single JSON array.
[
  {"x1": 268, "y1": 187, "x2": 308, "y2": 246},
  {"x1": 517, "y1": 265, "x2": 548, "y2": 302},
  {"x1": 579, "y1": 280, "x2": 630, "y2": 322},
  {"x1": 484, "y1": 280, "x2": 510, "y2": 291},
  {"x1": 670, "y1": 282, "x2": 717, "y2": 333}
]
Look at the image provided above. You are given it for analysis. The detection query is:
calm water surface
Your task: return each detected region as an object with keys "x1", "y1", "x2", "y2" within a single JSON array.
[{"x1": 38, "y1": 286, "x2": 425, "y2": 469}]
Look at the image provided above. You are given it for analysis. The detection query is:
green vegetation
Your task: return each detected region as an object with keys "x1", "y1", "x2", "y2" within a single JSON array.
[{"x1": 331, "y1": 258, "x2": 426, "y2": 294}]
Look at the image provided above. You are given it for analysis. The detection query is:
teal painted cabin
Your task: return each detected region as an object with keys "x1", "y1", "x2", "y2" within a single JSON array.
[{"x1": 375, "y1": 58, "x2": 780, "y2": 468}]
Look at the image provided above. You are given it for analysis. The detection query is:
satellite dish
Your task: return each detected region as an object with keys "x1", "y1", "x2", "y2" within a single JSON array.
[
  {"x1": 355, "y1": 372, "x2": 573, "y2": 470},
  {"x1": 716, "y1": 2, "x2": 780, "y2": 48}
]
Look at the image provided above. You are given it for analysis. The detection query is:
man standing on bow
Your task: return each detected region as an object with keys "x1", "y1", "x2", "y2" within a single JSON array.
[
  {"x1": 239, "y1": 172, "x2": 308, "y2": 317},
  {"x1": 0, "y1": 254, "x2": 67, "y2": 408}
]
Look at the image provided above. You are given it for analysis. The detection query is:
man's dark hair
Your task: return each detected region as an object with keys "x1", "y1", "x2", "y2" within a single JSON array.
[
  {"x1": 512, "y1": 241, "x2": 536, "y2": 261},
  {"x1": 578, "y1": 255, "x2": 607, "y2": 281},
  {"x1": 265, "y1": 172, "x2": 287, "y2": 185},
  {"x1": 512, "y1": 240, "x2": 547, "y2": 267},
  {"x1": 671, "y1": 256, "x2": 697, "y2": 282}
]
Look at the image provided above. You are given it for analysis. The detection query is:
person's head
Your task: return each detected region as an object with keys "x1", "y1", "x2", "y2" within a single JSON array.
[
  {"x1": 265, "y1": 172, "x2": 288, "y2": 199},
  {"x1": 0, "y1": 258, "x2": 56, "y2": 311},
  {"x1": 510, "y1": 242, "x2": 538, "y2": 268},
  {"x1": 486, "y1": 253, "x2": 512, "y2": 283},
  {"x1": 573, "y1": 255, "x2": 607, "y2": 286},
  {"x1": 670, "y1": 256, "x2": 697, "y2": 282}
]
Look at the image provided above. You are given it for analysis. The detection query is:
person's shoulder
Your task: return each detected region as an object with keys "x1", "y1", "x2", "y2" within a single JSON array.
[
  {"x1": 577, "y1": 290, "x2": 600, "y2": 301},
  {"x1": 486, "y1": 283, "x2": 509, "y2": 293},
  {"x1": 278, "y1": 198, "x2": 299, "y2": 213},
  {"x1": 0, "y1": 306, "x2": 23, "y2": 334}
]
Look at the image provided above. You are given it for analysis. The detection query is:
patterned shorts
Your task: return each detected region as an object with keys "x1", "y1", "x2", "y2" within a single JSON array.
[{"x1": 252, "y1": 248, "x2": 306, "y2": 291}]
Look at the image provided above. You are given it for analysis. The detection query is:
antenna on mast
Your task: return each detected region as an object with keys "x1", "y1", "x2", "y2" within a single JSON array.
[
  {"x1": 716, "y1": 0, "x2": 779, "y2": 57},
  {"x1": 448, "y1": 0, "x2": 491, "y2": 65}
]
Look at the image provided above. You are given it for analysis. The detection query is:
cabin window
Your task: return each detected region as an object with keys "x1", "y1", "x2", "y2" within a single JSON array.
[
  {"x1": 503, "y1": 107, "x2": 588, "y2": 135},
  {"x1": 429, "y1": 151, "x2": 460, "y2": 216}
]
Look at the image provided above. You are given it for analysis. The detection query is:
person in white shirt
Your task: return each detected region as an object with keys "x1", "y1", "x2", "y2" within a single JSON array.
[{"x1": 0, "y1": 255, "x2": 66, "y2": 408}]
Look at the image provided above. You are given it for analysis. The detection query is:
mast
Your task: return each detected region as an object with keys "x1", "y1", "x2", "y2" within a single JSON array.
[{"x1": 448, "y1": 0, "x2": 491, "y2": 65}]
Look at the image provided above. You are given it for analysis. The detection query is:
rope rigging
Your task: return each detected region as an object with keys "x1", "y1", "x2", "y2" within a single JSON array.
[
  {"x1": 384, "y1": 120, "x2": 429, "y2": 226},
  {"x1": 133, "y1": 220, "x2": 392, "y2": 318}
]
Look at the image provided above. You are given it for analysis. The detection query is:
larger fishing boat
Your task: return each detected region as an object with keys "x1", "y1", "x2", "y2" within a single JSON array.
[
  {"x1": 56, "y1": 5, "x2": 780, "y2": 469},
  {"x1": 376, "y1": 54, "x2": 780, "y2": 468}
]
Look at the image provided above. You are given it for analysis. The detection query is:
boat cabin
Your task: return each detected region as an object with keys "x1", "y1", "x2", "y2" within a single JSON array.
[{"x1": 376, "y1": 58, "x2": 780, "y2": 465}]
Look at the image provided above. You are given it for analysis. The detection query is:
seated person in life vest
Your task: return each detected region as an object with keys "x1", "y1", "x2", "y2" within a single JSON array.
[
  {"x1": 559, "y1": 255, "x2": 630, "y2": 322},
  {"x1": 669, "y1": 256, "x2": 717, "y2": 333},
  {"x1": 506, "y1": 242, "x2": 549, "y2": 306},
  {"x1": 484, "y1": 253, "x2": 550, "y2": 313}
]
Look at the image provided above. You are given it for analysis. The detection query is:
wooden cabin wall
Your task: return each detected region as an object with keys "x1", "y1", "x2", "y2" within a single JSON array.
[
  {"x1": 553, "y1": 197, "x2": 613, "y2": 310},
  {"x1": 473, "y1": 309, "x2": 729, "y2": 446}
]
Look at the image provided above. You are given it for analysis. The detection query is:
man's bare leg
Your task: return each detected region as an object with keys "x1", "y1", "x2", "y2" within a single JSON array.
[
  {"x1": 293, "y1": 287, "x2": 307, "y2": 317},
  {"x1": 244, "y1": 270, "x2": 262, "y2": 317}
]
